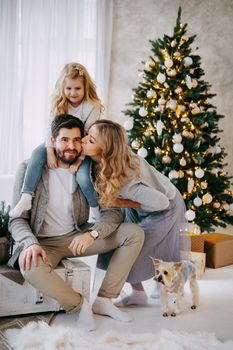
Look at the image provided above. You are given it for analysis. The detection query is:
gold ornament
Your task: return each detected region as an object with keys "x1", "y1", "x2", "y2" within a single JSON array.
[
  {"x1": 154, "y1": 147, "x2": 162, "y2": 155},
  {"x1": 213, "y1": 202, "x2": 221, "y2": 209},
  {"x1": 180, "y1": 157, "x2": 187, "y2": 166},
  {"x1": 202, "y1": 193, "x2": 213, "y2": 204},
  {"x1": 200, "y1": 181, "x2": 208, "y2": 189},
  {"x1": 162, "y1": 154, "x2": 172, "y2": 164},
  {"x1": 186, "y1": 169, "x2": 193, "y2": 176}
]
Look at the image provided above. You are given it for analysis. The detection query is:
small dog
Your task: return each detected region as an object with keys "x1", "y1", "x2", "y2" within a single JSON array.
[{"x1": 151, "y1": 258, "x2": 199, "y2": 317}]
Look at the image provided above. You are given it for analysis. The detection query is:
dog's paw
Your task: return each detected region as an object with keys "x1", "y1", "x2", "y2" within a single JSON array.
[
  {"x1": 191, "y1": 305, "x2": 197, "y2": 310},
  {"x1": 171, "y1": 312, "x2": 176, "y2": 317},
  {"x1": 162, "y1": 312, "x2": 169, "y2": 317}
]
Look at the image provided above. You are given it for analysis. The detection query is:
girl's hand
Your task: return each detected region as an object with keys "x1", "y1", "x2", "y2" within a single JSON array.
[
  {"x1": 47, "y1": 147, "x2": 58, "y2": 168},
  {"x1": 69, "y1": 158, "x2": 83, "y2": 175},
  {"x1": 109, "y1": 198, "x2": 141, "y2": 208}
]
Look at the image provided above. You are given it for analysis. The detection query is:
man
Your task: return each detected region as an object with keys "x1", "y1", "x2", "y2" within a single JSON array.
[{"x1": 8, "y1": 114, "x2": 144, "y2": 330}]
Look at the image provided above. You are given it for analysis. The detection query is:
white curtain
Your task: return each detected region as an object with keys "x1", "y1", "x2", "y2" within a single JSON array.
[{"x1": 0, "y1": 0, "x2": 113, "y2": 175}]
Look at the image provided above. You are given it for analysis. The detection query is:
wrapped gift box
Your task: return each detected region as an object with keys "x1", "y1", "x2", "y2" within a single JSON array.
[
  {"x1": 182, "y1": 233, "x2": 205, "y2": 252},
  {"x1": 203, "y1": 233, "x2": 233, "y2": 268}
]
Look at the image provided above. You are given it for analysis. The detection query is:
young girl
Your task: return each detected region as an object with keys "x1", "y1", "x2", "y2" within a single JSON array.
[
  {"x1": 81, "y1": 119, "x2": 190, "y2": 307},
  {"x1": 10, "y1": 62, "x2": 103, "y2": 218}
]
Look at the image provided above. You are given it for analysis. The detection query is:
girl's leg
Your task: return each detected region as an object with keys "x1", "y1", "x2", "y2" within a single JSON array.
[
  {"x1": 76, "y1": 157, "x2": 99, "y2": 221},
  {"x1": 115, "y1": 282, "x2": 148, "y2": 307},
  {"x1": 10, "y1": 143, "x2": 47, "y2": 217}
]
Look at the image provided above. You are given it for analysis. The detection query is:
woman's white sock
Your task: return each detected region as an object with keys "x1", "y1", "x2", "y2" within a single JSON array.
[
  {"x1": 115, "y1": 290, "x2": 148, "y2": 307},
  {"x1": 76, "y1": 298, "x2": 96, "y2": 331},
  {"x1": 92, "y1": 296, "x2": 133, "y2": 322},
  {"x1": 9, "y1": 193, "x2": 32, "y2": 218}
]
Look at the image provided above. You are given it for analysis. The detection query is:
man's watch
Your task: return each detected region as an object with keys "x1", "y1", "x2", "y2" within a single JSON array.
[{"x1": 89, "y1": 230, "x2": 99, "y2": 240}]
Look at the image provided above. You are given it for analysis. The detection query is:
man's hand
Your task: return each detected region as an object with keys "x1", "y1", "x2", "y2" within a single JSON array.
[
  {"x1": 47, "y1": 147, "x2": 58, "y2": 168},
  {"x1": 19, "y1": 244, "x2": 47, "y2": 271},
  {"x1": 68, "y1": 232, "x2": 94, "y2": 255}
]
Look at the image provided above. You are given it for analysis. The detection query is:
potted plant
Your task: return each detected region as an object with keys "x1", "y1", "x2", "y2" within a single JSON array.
[{"x1": 0, "y1": 201, "x2": 10, "y2": 237}]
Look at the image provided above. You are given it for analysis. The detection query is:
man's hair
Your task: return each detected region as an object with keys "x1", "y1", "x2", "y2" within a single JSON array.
[{"x1": 51, "y1": 114, "x2": 84, "y2": 139}]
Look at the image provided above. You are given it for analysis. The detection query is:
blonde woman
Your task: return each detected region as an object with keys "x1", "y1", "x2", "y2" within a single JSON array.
[
  {"x1": 10, "y1": 62, "x2": 102, "y2": 218},
  {"x1": 81, "y1": 119, "x2": 189, "y2": 307}
]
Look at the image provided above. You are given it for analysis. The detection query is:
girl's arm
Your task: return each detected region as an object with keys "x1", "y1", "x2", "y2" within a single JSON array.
[{"x1": 47, "y1": 147, "x2": 58, "y2": 168}]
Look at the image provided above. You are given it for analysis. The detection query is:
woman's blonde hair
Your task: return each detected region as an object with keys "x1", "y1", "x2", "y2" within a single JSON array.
[
  {"x1": 51, "y1": 62, "x2": 103, "y2": 116},
  {"x1": 91, "y1": 119, "x2": 140, "y2": 207}
]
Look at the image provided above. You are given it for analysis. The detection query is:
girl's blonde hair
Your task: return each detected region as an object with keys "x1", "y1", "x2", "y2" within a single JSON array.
[
  {"x1": 91, "y1": 119, "x2": 140, "y2": 207},
  {"x1": 51, "y1": 62, "x2": 103, "y2": 116}
]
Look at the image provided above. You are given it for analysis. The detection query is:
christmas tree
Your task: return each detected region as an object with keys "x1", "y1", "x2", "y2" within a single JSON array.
[{"x1": 123, "y1": 7, "x2": 233, "y2": 233}]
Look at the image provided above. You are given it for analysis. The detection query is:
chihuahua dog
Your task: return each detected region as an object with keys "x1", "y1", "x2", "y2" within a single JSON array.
[{"x1": 151, "y1": 258, "x2": 199, "y2": 317}]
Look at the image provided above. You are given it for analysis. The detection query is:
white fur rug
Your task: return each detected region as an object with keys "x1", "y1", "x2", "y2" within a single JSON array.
[{"x1": 5, "y1": 321, "x2": 233, "y2": 350}]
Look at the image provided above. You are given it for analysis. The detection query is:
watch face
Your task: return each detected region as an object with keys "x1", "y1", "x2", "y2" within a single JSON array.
[{"x1": 91, "y1": 230, "x2": 98, "y2": 239}]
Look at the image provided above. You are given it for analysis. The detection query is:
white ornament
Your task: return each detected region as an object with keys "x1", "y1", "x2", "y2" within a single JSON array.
[
  {"x1": 171, "y1": 40, "x2": 177, "y2": 47},
  {"x1": 183, "y1": 57, "x2": 193, "y2": 67},
  {"x1": 158, "y1": 97, "x2": 166, "y2": 105},
  {"x1": 173, "y1": 133, "x2": 182, "y2": 143},
  {"x1": 193, "y1": 196, "x2": 202, "y2": 207},
  {"x1": 173, "y1": 143, "x2": 184, "y2": 153},
  {"x1": 168, "y1": 170, "x2": 179, "y2": 180},
  {"x1": 164, "y1": 58, "x2": 173, "y2": 68},
  {"x1": 124, "y1": 118, "x2": 134, "y2": 130},
  {"x1": 167, "y1": 99, "x2": 177, "y2": 110},
  {"x1": 202, "y1": 193, "x2": 213, "y2": 204},
  {"x1": 181, "y1": 117, "x2": 190, "y2": 123},
  {"x1": 157, "y1": 73, "x2": 166, "y2": 84},
  {"x1": 191, "y1": 107, "x2": 200, "y2": 115},
  {"x1": 147, "y1": 89, "x2": 156, "y2": 98},
  {"x1": 185, "y1": 75, "x2": 192, "y2": 89},
  {"x1": 175, "y1": 87, "x2": 182, "y2": 94},
  {"x1": 223, "y1": 203, "x2": 230, "y2": 211},
  {"x1": 174, "y1": 51, "x2": 181, "y2": 57},
  {"x1": 188, "y1": 178, "x2": 195, "y2": 193},
  {"x1": 195, "y1": 168, "x2": 204, "y2": 179},
  {"x1": 167, "y1": 69, "x2": 177, "y2": 77},
  {"x1": 137, "y1": 147, "x2": 148, "y2": 158},
  {"x1": 229, "y1": 203, "x2": 233, "y2": 211},
  {"x1": 185, "y1": 209, "x2": 196, "y2": 221},
  {"x1": 139, "y1": 106, "x2": 147, "y2": 117},
  {"x1": 131, "y1": 140, "x2": 140, "y2": 149},
  {"x1": 156, "y1": 120, "x2": 164, "y2": 136},
  {"x1": 215, "y1": 146, "x2": 222, "y2": 154},
  {"x1": 180, "y1": 157, "x2": 187, "y2": 166},
  {"x1": 192, "y1": 79, "x2": 198, "y2": 88}
]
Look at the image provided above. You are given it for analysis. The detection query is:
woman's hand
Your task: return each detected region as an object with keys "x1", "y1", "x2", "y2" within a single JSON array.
[
  {"x1": 47, "y1": 147, "x2": 58, "y2": 168},
  {"x1": 109, "y1": 198, "x2": 141, "y2": 208},
  {"x1": 69, "y1": 158, "x2": 83, "y2": 175}
]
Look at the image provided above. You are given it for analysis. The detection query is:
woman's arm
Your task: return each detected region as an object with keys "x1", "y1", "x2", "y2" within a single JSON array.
[{"x1": 108, "y1": 198, "x2": 141, "y2": 208}]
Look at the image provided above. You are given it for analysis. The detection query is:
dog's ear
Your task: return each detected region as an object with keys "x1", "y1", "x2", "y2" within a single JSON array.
[
  {"x1": 150, "y1": 256, "x2": 161, "y2": 266},
  {"x1": 174, "y1": 262, "x2": 182, "y2": 271}
]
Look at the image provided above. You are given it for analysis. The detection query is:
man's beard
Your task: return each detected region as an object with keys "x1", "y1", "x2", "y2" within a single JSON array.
[{"x1": 55, "y1": 148, "x2": 80, "y2": 165}]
